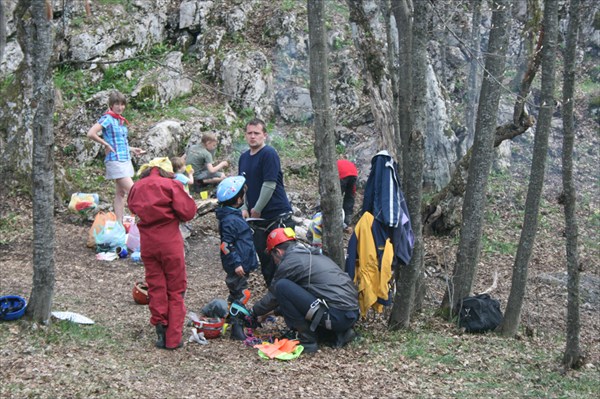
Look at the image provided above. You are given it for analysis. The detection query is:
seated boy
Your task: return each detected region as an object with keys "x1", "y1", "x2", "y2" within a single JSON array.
[{"x1": 186, "y1": 132, "x2": 228, "y2": 193}]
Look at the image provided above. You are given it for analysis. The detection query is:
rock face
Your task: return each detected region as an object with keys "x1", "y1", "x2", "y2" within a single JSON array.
[{"x1": 1, "y1": 0, "x2": 598, "y2": 201}]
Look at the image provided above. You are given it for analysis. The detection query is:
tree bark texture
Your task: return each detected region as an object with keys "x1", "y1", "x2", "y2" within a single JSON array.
[
  {"x1": 16, "y1": 0, "x2": 56, "y2": 324},
  {"x1": 465, "y1": 0, "x2": 482, "y2": 150},
  {"x1": 442, "y1": 0, "x2": 512, "y2": 313},
  {"x1": 500, "y1": 0, "x2": 558, "y2": 337},
  {"x1": 307, "y1": 0, "x2": 344, "y2": 267},
  {"x1": 380, "y1": 0, "x2": 402, "y2": 170},
  {"x1": 346, "y1": 0, "x2": 397, "y2": 159},
  {"x1": 560, "y1": 0, "x2": 584, "y2": 369},
  {"x1": 389, "y1": 0, "x2": 426, "y2": 330}
]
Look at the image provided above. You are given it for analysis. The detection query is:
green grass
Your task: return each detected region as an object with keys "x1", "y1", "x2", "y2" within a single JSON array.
[
  {"x1": 39, "y1": 320, "x2": 117, "y2": 346},
  {"x1": 0, "y1": 212, "x2": 25, "y2": 245},
  {"x1": 65, "y1": 163, "x2": 113, "y2": 196},
  {"x1": 482, "y1": 234, "x2": 518, "y2": 256}
]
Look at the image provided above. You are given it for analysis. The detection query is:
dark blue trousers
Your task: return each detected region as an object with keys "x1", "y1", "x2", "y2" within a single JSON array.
[{"x1": 273, "y1": 279, "x2": 359, "y2": 333}]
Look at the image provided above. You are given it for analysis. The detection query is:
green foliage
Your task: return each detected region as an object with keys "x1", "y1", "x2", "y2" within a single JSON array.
[
  {"x1": 65, "y1": 163, "x2": 112, "y2": 197},
  {"x1": 34, "y1": 320, "x2": 117, "y2": 347},
  {"x1": 0, "y1": 212, "x2": 22, "y2": 245},
  {"x1": 0, "y1": 74, "x2": 15, "y2": 92},
  {"x1": 482, "y1": 234, "x2": 518, "y2": 256},
  {"x1": 53, "y1": 44, "x2": 172, "y2": 108},
  {"x1": 281, "y1": 0, "x2": 295, "y2": 12}
]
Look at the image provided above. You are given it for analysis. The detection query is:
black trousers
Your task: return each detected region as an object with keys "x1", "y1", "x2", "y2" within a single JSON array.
[
  {"x1": 248, "y1": 214, "x2": 296, "y2": 287},
  {"x1": 340, "y1": 176, "x2": 357, "y2": 226}
]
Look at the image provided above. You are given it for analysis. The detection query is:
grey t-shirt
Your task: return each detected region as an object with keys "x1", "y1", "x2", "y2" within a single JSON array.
[{"x1": 186, "y1": 144, "x2": 214, "y2": 180}]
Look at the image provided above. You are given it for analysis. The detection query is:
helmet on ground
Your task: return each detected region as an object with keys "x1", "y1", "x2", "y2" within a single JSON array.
[
  {"x1": 216, "y1": 176, "x2": 246, "y2": 203},
  {"x1": 132, "y1": 281, "x2": 150, "y2": 305},
  {"x1": 0, "y1": 295, "x2": 27, "y2": 321},
  {"x1": 266, "y1": 227, "x2": 296, "y2": 254},
  {"x1": 193, "y1": 317, "x2": 225, "y2": 339}
]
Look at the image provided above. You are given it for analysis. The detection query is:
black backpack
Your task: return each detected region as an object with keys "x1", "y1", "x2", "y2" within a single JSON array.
[{"x1": 456, "y1": 294, "x2": 503, "y2": 333}]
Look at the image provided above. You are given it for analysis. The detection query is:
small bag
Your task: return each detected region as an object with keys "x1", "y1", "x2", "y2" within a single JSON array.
[
  {"x1": 94, "y1": 221, "x2": 127, "y2": 252},
  {"x1": 87, "y1": 211, "x2": 117, "y2": 248},
  {"x1": 126, "y1": 221, "x2": 141, "y2": 252},
  {"x1": 456, "y1": 294, "x2": 503, "y2": 333},
  {"x1": 68, "y1": 193, "x2": 99, "y2": 213}
]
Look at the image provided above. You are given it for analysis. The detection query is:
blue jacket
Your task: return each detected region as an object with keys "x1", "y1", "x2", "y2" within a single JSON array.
[
  {"x1": 215, "y1": 206, "x2": 258, "y2": 275},
  {"x1": 361, "y1": 151, "x2": 414, "y2": 266}
]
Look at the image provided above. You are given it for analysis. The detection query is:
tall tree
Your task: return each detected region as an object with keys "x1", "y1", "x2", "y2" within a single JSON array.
[
  {"x1": 499, "y1": 0, "x2": 559, "y2": 336},
  {"x1": 307, "y1": 0, "x2": 344, "y2": 266},
  {"x1": 388, "y1": 0, "x2": 427, "y2": 329},
  {"x1": 442, "y1": 0, "x2": 512, "y2": 313},
  {"x1": 465, "y1": 0, "x2": 482, "y2": 150},
  {"x1": 0, "y1": 1, "x2": 5, "y2": 63},
  {"x1": 346, "y1": 0, "x2": 397, "y2": 159},
  {"x1": 16, "y1": 0, "x2": 56, "y2": 323},
  {"x1": 561, "y1": 0, "x2": 584, "y2": 370}
]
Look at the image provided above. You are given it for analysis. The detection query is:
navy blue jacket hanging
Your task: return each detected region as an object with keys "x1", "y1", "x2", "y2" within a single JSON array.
[{"x1": 361, "y1": 151, "x2": 414, "y2": 266}]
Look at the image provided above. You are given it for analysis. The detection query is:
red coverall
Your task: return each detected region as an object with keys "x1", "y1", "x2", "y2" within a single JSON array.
[{"x1": 128, "y1": 168, "x2": 197, "y2": 348}]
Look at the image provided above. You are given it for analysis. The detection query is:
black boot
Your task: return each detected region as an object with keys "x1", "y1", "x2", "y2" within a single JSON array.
[
  {"x1": 230, "y1": 317, "x2": 247, "y2": 341},
  {"x1": 333, "y1": 328, "x2": 356, "y2": 348},
  {"x1": 298, "y1": 329, "x2": 319, "y2": 353},
  {"x1": 155, "y1": 324, "x2": 167, "y2": 348}
]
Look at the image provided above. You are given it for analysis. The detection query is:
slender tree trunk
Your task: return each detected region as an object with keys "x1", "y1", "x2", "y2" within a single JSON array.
[
  {"x1": 441, "y1": 0, "x2": 512, "y2": 314},
  {"x1": 346, "y1": 0, "x2": 397, "y2": 160},
  {"x1": 389, "y1": 0, "x2": 426, "y2": 330},
  {"x1": 560, "y1": 0, "x2": 584, "y2": 369},
  {"x1": 499, "y1": 0, "x2": 558, "y2": 337},
  {"x1": 17, "y1": 0, "x2": 56, "y2": 324},
  {"x1": 465, "y1": 0, "x2": 482, "y2": 151},
  {"x1": 0, "y1": 2, "x2": 5, "y2": 63},
  {"x1": 307, "y1": 0, "x2": 344, "y2": 267},
  {"x1": 380, "y1": 0, "x2": 402, "y2": 170}
]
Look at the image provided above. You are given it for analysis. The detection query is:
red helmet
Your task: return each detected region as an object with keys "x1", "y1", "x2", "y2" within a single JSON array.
[
  {"x1": 266, "y1": 227, "x2": 296, "y2": 254},
  {"x1": 132, "y1": 281, "x2": 150, "y2": 305},
  {"x1": 193, "y1": 317, "x2": 225, "y2": 339}
]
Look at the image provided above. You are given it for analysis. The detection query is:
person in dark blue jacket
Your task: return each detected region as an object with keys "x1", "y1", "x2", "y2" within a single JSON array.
[{"x1": 215, "y1": 176, "x2": 258, "y2": 304}]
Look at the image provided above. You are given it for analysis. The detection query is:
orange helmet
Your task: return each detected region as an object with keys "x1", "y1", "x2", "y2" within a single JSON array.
[
  {"x1": 132, "y1": 281, "x2": 150, "y2": 305},
  {"x1": 266, "y1": 227, "x2": 296, "y2": 254}
]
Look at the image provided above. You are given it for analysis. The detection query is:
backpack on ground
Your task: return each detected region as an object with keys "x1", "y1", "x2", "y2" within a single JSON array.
[{"x1": 456, "y1": 294, "x2": 503, "y2": 333}]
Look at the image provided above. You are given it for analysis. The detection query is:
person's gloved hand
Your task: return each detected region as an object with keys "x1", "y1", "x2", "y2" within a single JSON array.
[{"x1": 245, "y1": 310, "x2": 261, "y2": 329}]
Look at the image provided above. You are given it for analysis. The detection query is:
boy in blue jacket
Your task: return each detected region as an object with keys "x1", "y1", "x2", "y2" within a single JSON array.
[{"x1": 215, "y1": 176, "x2": 258, "y2": 305}]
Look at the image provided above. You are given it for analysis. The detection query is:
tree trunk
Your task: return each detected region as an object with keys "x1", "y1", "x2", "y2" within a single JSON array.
[
  {"x1": 441, "y1": 0, "x2": 512, "y2": 314},
  {"x1": 388, "y1": 0, "x2": 426, "y2": 330},
  {"x1": 17, "y1": 0, "x2": 56, "y2": 324},
  {"x1": 0, "y1": 2, "x2": 5, "y2": 63},
  {"x1": 380, "y1": 0, "x2": 402, "y2": 170},
  {"x1": 560, "y1": 0, "x2": 584, "y2": 369},
  {"x1": 499, "y1": 0, "x2": 558, "y2": 337},
  {"x1": 307, "y1": 0, "x2": 344, "y2": 267},
  {"x1": 464, "y1": 0, "x2": 482, "y2": 152},
  {"x1": 346, "y1": 0, "x2": 397, "y2": 159}
]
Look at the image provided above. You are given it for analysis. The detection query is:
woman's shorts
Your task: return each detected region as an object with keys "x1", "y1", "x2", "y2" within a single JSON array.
[{"x1": 105, "y1": 160, "x2": 134, "y2": 180}]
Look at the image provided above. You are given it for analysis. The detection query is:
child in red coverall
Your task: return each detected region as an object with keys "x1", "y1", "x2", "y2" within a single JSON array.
[{"x1": 127, "y1": 157, "x2": 197, "y2": 350}]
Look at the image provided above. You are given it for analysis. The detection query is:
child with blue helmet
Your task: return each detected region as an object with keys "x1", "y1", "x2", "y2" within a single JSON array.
[{"x1": 215, "y1": 176, "x2": 258, "y2": 305}]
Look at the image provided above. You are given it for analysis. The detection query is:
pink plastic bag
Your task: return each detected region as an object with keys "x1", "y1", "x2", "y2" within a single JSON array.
[{"x1": 126, "y1": 221, "x2": 141, "y2": 252}]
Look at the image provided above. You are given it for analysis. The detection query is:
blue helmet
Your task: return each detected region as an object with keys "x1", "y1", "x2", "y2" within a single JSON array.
[{"x1": 216, "y1": 176, "x2": 246, "y2": 203}]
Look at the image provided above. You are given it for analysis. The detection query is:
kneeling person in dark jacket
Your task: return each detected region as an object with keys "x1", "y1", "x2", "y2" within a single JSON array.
[{"x1": 252, "y1": 228, "x2": 360, "y2": 353}]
